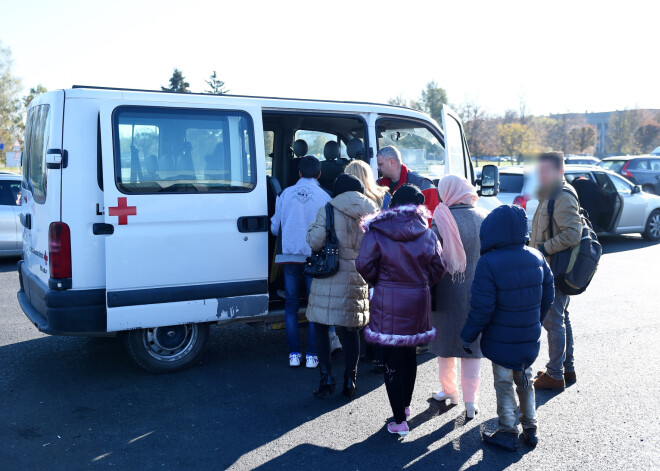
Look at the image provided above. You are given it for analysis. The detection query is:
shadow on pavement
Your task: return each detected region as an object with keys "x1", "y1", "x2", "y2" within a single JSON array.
[
  {"x1": 600, "y1": 235, "x2": 659, "y2": 254},
  {"x1": 0, "y1": 256, "x2": 20, "y2": 273}
]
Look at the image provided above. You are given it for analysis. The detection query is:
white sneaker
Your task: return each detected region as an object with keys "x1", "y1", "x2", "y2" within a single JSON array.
[
  {"x1": 289, "y1": 352, "x2": 302, "y2": 367},
  {"x1": 330, "y1": 332, "x2": 342, "y2": 354},
  {"x1": 465, "y1": 402, "x2": 479, "y2": 419},
  {"x1": 432, "y1": 390, "x2": 459, "y2": 404},
  {"x1": 306, "y1": 354, "x2": 319, "y2": 369}
]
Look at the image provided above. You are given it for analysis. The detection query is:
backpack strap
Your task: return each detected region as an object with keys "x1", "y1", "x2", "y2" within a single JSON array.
[{"x1": 547, "y1": 187, "x2": 579, "y2": 239}]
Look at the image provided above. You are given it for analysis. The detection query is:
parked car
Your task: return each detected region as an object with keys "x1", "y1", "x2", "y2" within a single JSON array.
[
  {"x1": 599, "y1": 156, "x2": 660, "y2": 195},
  {"x1": 0, "y1": 172, "x2": 22, "y2": 256},
  {"x1": 565, "y1": 156, "x2": 600, "y2": 166},
  {"x1": 498, "y1": 165, "x2": 660, "y2": 240}
]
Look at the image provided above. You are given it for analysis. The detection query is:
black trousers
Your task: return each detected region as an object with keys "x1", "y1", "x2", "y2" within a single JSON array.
[
  {"x1": 381, "y1": 345, "x2": 417, "y2": 423},
  {"x1": 315, "y1": 323, "x2": 360, "y2": 380}
]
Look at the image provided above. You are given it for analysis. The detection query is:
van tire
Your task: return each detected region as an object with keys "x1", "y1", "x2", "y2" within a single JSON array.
[
  {"x1": 642, "y1": 210, "x2": 660, "y2": 241},
  {"x1": 124, "y1": 323, "x2": 210, "y2": 374}
]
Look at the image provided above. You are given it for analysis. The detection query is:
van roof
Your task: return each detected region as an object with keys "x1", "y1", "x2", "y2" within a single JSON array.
[{"x1": 61, "y1": 85, "x2": 433, "y2": 122}]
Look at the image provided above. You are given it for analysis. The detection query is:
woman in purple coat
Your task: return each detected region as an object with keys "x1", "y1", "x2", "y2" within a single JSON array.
[{"x1": 356, "y1": 184, "x2": 446, "y2": 437}]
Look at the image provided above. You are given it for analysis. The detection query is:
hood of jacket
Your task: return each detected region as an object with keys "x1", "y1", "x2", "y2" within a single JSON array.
[
  {"x1": 480, "y1": 204, "x2": 529, "y2": 254},
  {"x1": 330, "y1": 191, "x2": 378, "y2": 221},
  {"x1": 363, "y1": 204, "x2": 431, "y2": 242}
]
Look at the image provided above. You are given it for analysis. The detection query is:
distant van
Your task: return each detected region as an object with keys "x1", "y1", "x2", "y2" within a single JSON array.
[{"x1": 17, "y1": 86, "x2": 499, "y2": 373}]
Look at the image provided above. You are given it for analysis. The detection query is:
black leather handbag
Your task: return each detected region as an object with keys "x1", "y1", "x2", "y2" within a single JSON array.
[{"x1": 304, "y1": 203, "x2": 340, "y2": 278}]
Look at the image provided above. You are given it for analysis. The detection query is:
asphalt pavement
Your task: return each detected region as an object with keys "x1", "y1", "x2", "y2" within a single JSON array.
[{"x1": 1, "y1": 235, "x2": 659, "y2": 470}]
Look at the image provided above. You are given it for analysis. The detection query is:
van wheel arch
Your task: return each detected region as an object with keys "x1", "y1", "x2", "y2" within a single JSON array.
[{"x1": 123, "y1": 322, "x2": 211, "y2": 374}]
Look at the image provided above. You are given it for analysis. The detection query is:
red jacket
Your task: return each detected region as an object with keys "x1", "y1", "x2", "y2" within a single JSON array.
[{"x1": 378, "y1": 164, "x2": 440, "y2": 221}]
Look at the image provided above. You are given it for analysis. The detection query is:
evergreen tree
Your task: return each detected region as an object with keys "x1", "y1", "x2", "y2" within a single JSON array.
[
  {"x1": 205, "y1": 71, "x2": 229, "y2": 95},
  {"x1": 161, "y1": 68, "x2": 190, "y2": 93}
]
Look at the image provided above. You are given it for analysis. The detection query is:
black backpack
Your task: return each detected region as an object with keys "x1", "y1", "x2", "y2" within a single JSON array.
[{"x1": 547, "y1": 188, "x2": 602, "y2": 295}]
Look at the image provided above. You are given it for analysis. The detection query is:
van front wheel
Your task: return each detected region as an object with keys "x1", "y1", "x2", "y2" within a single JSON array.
[{"x1": 124, "y1": 323, "x2": 210, "y2": 374}]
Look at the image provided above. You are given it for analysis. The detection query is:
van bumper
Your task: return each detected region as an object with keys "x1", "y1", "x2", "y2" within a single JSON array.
[{"x1": 17, "y1": 260, "x2": 109, "y2": 336}]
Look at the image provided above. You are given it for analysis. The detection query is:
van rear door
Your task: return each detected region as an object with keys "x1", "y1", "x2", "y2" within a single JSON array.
[
  {"x1": 99, "y1": 101, "x2": 269, "y2": 332},
  {"x1": 441, "y1": 105, "x2": 474, "y2": 182},
  {"x1": 21, "y1": 91, "x2": 65, "y2": 285}
]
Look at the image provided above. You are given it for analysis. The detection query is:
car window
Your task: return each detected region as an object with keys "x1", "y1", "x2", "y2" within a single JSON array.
[
  {"x1": 114, "y1": 107, "x2": 256, "y2": 194},
  {"x1": 565, "y1": 172, "x2": 593, "y2": 184},
  {"x1": 593, "y1": 172, "x2": 616, "y2": 193},
  {"x1": 609, "y1": 174, "x2": 633, "y2": 194},
  {"x1": 628, "y1": 159, "x2": 648, "y2": 170},
  {"x1": 599, "y1": 160, "x2": 626, "y2": 172},
  {"x1": 650, "y1": 160, "x2": 660, "y2": 171},
  {"x1": 498, "y1": 174, "x2": 524, "y2": 193},
  {"x1": 0, "y1": 180, "x2": 22, "y2": 206},
  {"x1": 28, "y1": 105, "x2": 51, "y2": 204},
  {"x1": 294, "y1": 130, "x2": 338, "y2": 161}
]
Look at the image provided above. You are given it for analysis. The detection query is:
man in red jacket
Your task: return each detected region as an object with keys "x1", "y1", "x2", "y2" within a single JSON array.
[{"x1": 377, "y1": 146, "x2": 440, "y2": 217}]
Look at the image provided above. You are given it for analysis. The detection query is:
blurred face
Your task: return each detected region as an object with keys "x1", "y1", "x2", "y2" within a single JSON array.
[
  {"x1": 377, "y1": 156, "x2": 401, "y2": 180},
  {"x1": 537, "y1": 160, "x2": 563, "y2": 188}
]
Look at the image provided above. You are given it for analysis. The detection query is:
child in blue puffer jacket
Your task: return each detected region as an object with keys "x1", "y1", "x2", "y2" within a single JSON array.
[{"x1": 461, "y1": 205, "x2": 554, "y2": 451}]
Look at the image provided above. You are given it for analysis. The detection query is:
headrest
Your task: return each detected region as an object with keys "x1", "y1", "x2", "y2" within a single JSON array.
[
  {"x1": 323, "y1": 141, "x2": 340, "y2": 161},
  {"x1": 346, "y1": 138, "x2": 364, "y2": 159},
  {"x1": 293, "y1": 139, "x2": 308, "y2": 158}
]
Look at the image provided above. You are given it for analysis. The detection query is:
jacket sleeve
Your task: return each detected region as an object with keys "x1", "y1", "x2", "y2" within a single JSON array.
[
  {"x1": 355, "y1": 231, "x2": 380, "y2": 285},
  {"x1": 460, "y1": 257, "x2": 496, "y2": 344},
  {"x1": 429, "y1": 235, "x2": 446, "y2": 286},
  {"x1": 306, "y1": 206, "x2": 327, "y2": 251},
  {"x1": 270, "y1": 195, "x2": 282, "y2": 236},
  {"x1": 540, "y1": 258, "x2": 555, "y2": 324},
  {"x1": 543, "y1": 192, "x2": 582, "y2": 254}
]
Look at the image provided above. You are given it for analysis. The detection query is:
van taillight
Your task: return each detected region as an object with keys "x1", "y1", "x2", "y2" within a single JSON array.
[
  {"x1": 621, "y1": 161, "x2": 633, "y2": 178},
  {"x1": 513, "y1": 195, "x2": 530, "y2": 210},
  {"x1": 49, "y1": 222, "x2": 72, "y2": 279}
]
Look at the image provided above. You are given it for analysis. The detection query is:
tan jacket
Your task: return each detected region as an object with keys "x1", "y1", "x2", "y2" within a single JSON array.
[
  {"x1": 305, "y1": 191, "x2": 378, "y2": 328},
  {"x1": 529, "y1": 182, "x2": 582, "y2": 258}
]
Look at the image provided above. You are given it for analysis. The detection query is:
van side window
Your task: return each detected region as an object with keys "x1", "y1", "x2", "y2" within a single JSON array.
[
  {"x1": 294, "y1": 130, "x2": 339, "y2": 160},
  {"x1": 113, "y1": 107, "x2": 257, "y2": 194},
  {"x1": 28, "y1": 105, "x2": 51, "y2": 204}
]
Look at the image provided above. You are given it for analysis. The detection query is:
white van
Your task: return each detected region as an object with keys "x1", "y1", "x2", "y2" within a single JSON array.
[{"x1": 18, "y1": 86, "x2": 499, "y2": 373}]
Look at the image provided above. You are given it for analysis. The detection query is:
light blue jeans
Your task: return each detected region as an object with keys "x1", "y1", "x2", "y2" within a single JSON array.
[
  {"x1": 492, "y1": 364, "x2": 536, "y2": 433},
  {"x1": 543, "y1": 290, "x2": 574, "y2": 380}
]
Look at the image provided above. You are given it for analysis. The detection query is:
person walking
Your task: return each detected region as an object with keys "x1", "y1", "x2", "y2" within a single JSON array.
[
  {"x1": 270, "y1": 155, "x2": 330, "y2": 368},
  {"x1": 357, "y1": 184, "x2": 446, "y2": 437},
  {"x1": 428, "y1": 175, "x2": 488, "y2": 419},
  {"x1": 461, "y1": 205, "x2": 555, "y2": 450},
  {"x1": 529, "y1": 152, "x2": 582, "y2": 390},
  {"x1": 306, "y1": 174, "x2": 379, "y2": 399}
]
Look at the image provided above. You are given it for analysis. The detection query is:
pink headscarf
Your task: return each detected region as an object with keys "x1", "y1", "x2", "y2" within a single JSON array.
[{"x1": 433, "y1": 175, "x2": 479, "y2": 280}]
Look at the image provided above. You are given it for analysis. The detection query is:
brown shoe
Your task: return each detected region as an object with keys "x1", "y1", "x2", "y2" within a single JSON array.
[
  {"x1": 564, "y1": 371, "x2": 577, "y2": 384},
  {"x1": 533, "y1": 372, "x2": 565, "y2": 390}
]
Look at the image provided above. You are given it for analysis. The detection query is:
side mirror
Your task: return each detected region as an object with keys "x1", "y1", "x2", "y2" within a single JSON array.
[
  {"x1": 632, "y1": 185, "x2": 642, "y2": 194},
  {"x1": 478, "y1": 164, "x2": 500, "y2": 197}
]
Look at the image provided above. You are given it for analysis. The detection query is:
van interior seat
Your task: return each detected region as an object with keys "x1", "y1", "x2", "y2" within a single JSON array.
[
  {"x1": 346, "y1": 138, "x2": 365, "y2": 160},
  {"x1": 319, "y1": 141, "x2": 349, "y2": 192},
  {"x1": 266, "y1": 176, "x2": 282, "y2": 218},
  {"x1": 288, "y1": 139, "x2": 308, "y2": 187}
]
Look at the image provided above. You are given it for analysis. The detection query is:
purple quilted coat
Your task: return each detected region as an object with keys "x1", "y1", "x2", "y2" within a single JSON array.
[{"x1": 356, "y1": 205, "x2": 446, "y2": 347}]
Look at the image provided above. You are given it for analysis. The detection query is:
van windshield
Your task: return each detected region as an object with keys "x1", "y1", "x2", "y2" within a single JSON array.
[{"x1": 113, "y1": 107, "x2": 256, "y2": 194}]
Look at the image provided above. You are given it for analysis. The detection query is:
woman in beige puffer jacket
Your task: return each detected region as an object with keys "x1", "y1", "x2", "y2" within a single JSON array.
[{"x1": 306, "y1": 174, "x2": 378, "y2": 399}]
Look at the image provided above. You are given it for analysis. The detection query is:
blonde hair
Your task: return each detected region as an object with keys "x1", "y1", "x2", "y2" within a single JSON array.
[{"x1": 344, "y1": 160, "x2": 388, "y2": 207}]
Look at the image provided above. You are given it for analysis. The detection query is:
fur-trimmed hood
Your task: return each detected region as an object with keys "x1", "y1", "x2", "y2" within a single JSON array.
[
  {"x1": 364, "y1": 325, "x2": 437, "y2": 347},
  {"x1": 362, "y1": 204, "x2": 431, "y2": 242}
]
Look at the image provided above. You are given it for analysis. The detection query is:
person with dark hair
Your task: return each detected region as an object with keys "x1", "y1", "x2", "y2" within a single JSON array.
[
  {"x1": 271, "y1": 155, "x2": 330, "y2": 369},
  {"x1": 306, "y1": 174, "x2": 379, "y2": 399},
  {"x1": 356, "y1": 184, "x2": 446, "y2": 436},
  {"x1": 529, "y1": 152, "x2": 582, "y2": 390}
]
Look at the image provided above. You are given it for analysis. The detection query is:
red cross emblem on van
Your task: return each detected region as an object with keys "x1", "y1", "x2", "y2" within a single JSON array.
[{"x1": 109, "y1": 197, "x2": 137, "y2": 225}]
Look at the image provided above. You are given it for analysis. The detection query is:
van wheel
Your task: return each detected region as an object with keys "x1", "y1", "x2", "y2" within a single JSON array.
[
  {"x1": 124, "y1": 323, "x2": 210, "y2": 374},
  {"x1": 642, "y1": 210, "x2": 660, "y2": 241}
]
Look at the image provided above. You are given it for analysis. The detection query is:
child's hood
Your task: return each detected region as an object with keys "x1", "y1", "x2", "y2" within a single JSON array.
[{"x1": 480, "y1": 204, "x2": 529, "y2": 254}]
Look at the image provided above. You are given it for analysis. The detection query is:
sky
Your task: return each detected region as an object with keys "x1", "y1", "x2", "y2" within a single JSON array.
[{"x1": 2, "y1": 0, "x2": 659, "y2": 116}]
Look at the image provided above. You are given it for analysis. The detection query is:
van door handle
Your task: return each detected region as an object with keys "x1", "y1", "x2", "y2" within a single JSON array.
[
  {"x1": 237, "y1": 216, "x2": 269, "y2": 233},
  {"x1": 93, "y1": 223, "x2": 114, "y2": 235},
  {"x1": 20, "y1": 213, "x2": 31, "y2": 229}
]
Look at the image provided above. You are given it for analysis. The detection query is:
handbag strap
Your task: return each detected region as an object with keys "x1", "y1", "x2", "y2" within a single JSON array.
[{"x1": 325, "y1": 203, "x2": 338, "y2": 244}]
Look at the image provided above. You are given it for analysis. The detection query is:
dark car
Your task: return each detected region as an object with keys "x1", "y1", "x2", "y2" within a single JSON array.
[{"x1": 599, "y1": 156, "x2": 660, "y2": 195}]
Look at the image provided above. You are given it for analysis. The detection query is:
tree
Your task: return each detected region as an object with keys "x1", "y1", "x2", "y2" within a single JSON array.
[
  {"x1": 161, "y1": 68, "x2": 190, "y2": 93},
  {"x1": 458, "y1": 100, "x2": 497, "y2": 158},
  {"x1": 497, "y1": 122, "x2": 533, "y2": 162},
  {"x1": 387, "y1": 94, "x2": 409, "y2": 107},
  {"x1": 205, "y1": 71, "x2": 229, "y2": 95},
  {"x1": 634, "y1": 122, "x2": 660, "y2": 154},
  {"x1": 607, "y1": 110, "x2": 641, "y2": 155},
  {"x1": 0, "y1": 42, "x2": 23, "y2": 148},
  {"x1": 418, "y1": 80, "x2": 448, "y2": 123},
  {"x1": 23, "y1": 84, "x2": 48, "y2": 109},
  {"x1": 569, "y1": 125, "x2": 597, "y2": 154}
]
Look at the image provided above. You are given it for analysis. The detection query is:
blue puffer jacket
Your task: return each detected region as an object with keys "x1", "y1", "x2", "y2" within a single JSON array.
[{"x1": 460, "y1": 205, "x2": 555, "y2": 371}]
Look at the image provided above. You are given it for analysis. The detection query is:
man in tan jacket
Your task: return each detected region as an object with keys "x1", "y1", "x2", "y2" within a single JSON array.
[{"x1": 529, "y1": 152, "x2": 582, "y2": 390}]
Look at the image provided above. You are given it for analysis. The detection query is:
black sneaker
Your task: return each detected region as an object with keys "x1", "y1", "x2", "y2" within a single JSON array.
[
  {"x1": 522, "y1": 428, "x2": 538, "y2": 447},
  {"x1": 482, "y1": 430, "x2": 519, "y2": 451}
]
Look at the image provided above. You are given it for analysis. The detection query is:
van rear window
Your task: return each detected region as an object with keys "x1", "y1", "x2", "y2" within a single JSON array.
[
  {"x1": 113, "y1": 107, "x2": 256, "y2": 194},
  {"x1": 24, "y1": 105, "x2": 51, "y2": 203}
]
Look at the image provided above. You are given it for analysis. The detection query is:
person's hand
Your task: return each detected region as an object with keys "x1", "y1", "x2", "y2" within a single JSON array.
[{"x1": 463, "y1": 343, "x2": 473, "y2": 354}]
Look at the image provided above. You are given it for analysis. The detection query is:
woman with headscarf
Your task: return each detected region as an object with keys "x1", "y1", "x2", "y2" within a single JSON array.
[
  {"x1": 429, "y1": 175, "x2": 489, "y2": 419},
  {"x1": 306, "y1": 174, "x2": 379, "y2": 399}
]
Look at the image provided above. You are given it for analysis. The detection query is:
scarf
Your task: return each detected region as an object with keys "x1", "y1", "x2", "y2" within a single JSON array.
[{"x1": 433, "y1": 175, "x2": 479, "y2": 281}]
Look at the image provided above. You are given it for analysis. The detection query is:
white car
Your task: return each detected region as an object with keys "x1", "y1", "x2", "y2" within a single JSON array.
[
  {"x1": 498, "y1": 165, "x2": 660, "y2": 240},
  {"x1": 0, "y1": 172, "x2": 23, "y2": 256}
]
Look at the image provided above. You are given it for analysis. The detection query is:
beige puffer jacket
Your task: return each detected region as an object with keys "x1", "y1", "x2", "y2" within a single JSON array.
[{"x1": 305, "y1": 191, "x2": 379, "y2": 328}]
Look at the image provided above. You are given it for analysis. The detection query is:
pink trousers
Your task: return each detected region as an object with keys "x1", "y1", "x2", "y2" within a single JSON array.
[{"x1": 437, "y1": 357, "x2": 481, "y2": 403}]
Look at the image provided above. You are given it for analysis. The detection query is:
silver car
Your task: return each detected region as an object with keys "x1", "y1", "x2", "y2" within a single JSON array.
[{"x1": 0, "y1": 172, "x2": 23, "y2": 256}]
